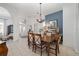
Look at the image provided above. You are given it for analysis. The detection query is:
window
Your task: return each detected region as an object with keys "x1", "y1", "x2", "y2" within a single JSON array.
[
  {"x1": 19, "y1": 19, "x2": 26, "y2": 37},
  {"x1": 0, "y1": 19, "x2": 4, "y2": 36}
]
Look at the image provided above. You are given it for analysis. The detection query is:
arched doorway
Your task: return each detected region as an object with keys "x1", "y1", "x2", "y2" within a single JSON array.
[{"x1": 0, "y1": 7, "x2": 13, "y2": 40}]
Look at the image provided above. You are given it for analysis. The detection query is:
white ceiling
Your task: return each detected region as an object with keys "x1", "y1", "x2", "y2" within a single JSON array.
[
  {"x1": 0, "y1": 7, "x2": 11, "y2": 18},
  {"x1": 0, "y1": 3, "x2": 63, "y2": 18}
]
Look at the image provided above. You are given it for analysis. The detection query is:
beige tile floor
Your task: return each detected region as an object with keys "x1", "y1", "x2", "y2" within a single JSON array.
[{"x1": 6, "y1": 38, "x2": 79, "y2": 56}]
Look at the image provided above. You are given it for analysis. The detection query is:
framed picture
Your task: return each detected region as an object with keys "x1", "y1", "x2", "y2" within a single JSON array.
[{"x1": 49, "y1": 20, "x2": 57, "y2": 29}]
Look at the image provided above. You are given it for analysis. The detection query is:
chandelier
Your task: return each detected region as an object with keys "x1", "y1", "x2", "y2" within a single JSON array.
[{"x1": 36, "y1": 3, "x2": 45, "y2": 23}]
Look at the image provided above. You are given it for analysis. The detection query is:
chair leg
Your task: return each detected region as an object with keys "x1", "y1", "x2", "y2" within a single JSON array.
[
  {"x1": 47, "y1": 43, "x2": 50, "y2": 56},
  {"x1": 46, "y1": 46, "x2": 47, "y2": 53},
  {"x1": 57, "y1": 44, "x2": 60, "y2": 53},
  {"x1": 55, "y1": 42, "x2": 58, "y2": 56},
  {"x1": 32, "y1": 44, "x2": 34, "y2": 51},
  {"x1": 28, "y1": 42, "x2": 30, "y2": 48},
  {"x1": 28, "y1": 38, "x2": 30, "y2": 48},
  {"x1": 40, "y1": 45, "x2": 42, "y2": 56},
  {"x1": 34, "y1": 45, "x2": 36, "y2": 53}
]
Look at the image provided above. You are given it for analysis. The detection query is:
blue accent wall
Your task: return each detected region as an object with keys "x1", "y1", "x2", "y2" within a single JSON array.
[{"x1": 45, "y1": 10, "x2": 63, "y2": 34}]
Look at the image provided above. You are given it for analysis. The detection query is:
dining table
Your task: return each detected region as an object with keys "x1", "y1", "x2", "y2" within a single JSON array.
[
  {"x1": 32, "y1": 31, "x2": 61, "y2": 56},
  {"x1": 33, "y1": 31, "x2": 56, "y2": 42}
]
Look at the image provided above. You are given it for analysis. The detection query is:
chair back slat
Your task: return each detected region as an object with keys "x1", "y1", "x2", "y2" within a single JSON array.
[
  {"x1": 28, "y1": 32, "x2": 34, "y2": 42},
  {"x1": 34, "y1": 33, "x2": 42, "y2": 44}
]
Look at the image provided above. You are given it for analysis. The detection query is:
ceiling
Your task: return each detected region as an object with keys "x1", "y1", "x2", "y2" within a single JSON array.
[
  {"x1": 0, "y1": 7, "x2": 11, "y2": 19},
  {"x1": 0, "y1": 3, "x2": 63, "y2": 18}
]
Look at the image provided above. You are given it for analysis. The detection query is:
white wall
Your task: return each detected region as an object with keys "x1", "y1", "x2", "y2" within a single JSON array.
[
  {"x1": 76, "y1": 4, "x2": 79, "y2": 51},
  {"x1": 63, "y1": 3, "x2": 79, "y2": 51}
]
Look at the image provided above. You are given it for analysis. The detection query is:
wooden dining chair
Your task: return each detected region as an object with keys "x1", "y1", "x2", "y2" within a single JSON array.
[
  {"x1": 42, "y1": 32, "x2": 52, "y2": 56},
  {"x1": 34, "y1": 33, "x2": 46, "y2": 56},
  {"x1": 42, "y1": 32, "x2": 61, "y2": 56},
  {"x1": 54, "y1": 33, "x2": 61, "y2": 55},
  {"x1": 47, "y1": 33, "x2": 61, "y2": 56},
  {"x1": 27, "y1": 31, "x2": 35, "y2": 51}
]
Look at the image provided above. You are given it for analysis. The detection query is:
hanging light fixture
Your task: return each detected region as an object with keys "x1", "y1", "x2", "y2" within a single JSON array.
[{"x1": 36, "y1": 3, "x2": 45, "y2": 23}]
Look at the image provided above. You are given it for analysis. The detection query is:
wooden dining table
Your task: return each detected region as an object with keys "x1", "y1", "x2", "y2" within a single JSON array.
[
  {"x1": 32, "y1": 31, "x2": 61, "y2": 56},
  {"x1": 33, "y1": 32, "x2": 56, "y2": 42}
]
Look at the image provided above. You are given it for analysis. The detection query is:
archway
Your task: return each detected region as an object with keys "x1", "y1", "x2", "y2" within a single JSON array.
[{"x1": 0, "y1": 7, "x2": 13, "y2": 40}]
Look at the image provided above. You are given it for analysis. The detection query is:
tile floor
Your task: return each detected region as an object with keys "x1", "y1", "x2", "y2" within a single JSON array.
[{"x1": 6, "y1": 38, "x2": 79, "y2": 56}]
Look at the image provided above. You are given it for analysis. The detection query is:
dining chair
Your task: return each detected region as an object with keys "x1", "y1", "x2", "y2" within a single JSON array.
[
  {"x1": 42, "y1": 32, "x2": 52, "y2": 56},
  {"x1": 48, "y1": 33, "x2": 61, "y2": 56},
  {"x1": 27, "y1": 31, "x2": 35, "y2": 51},
  {"x1": 42, "y1": 32, "x2": 61, "y2": 56},
  {"x1": 54, "y1": 33, "x2": 61, "y2": 54},
  {"x1": 34, "y1": 33, "x2": 46, "y2": 56}
]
